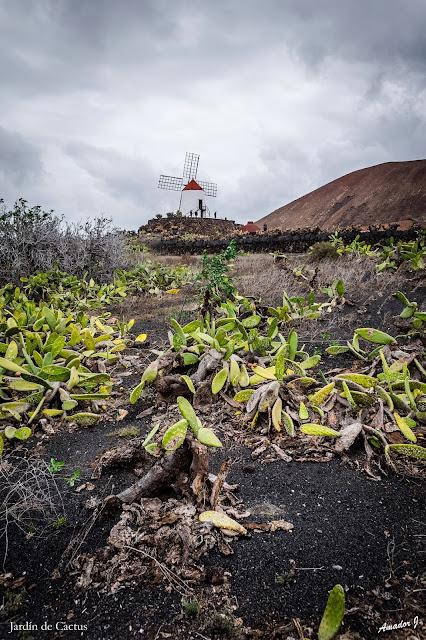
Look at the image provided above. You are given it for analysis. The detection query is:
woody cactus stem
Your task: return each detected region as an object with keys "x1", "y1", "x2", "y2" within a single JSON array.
[
  {"x1": 201, "y1": 287, "x2": 212, "y2": 318},
  {"x1": 115, "y1": 436, "x2": 209, "y2": 505},
  {"x1": 116, "y1": 443, "x2": 192, "y2": 504}
]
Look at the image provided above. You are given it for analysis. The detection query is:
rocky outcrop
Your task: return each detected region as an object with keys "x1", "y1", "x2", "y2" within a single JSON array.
[{"x1": 139, "y1": 216, "x2": 239, "y2": 239}]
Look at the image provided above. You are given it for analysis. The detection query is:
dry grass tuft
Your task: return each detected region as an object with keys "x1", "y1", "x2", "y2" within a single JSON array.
[
  {"x1": 231, "y1": 252, "x2": 413, "y2": 307},
  {"x1": 153, "y1": 254, "x2": 201, "y2": 268},
  {"x1": 232, "y1": 254, "x2": 305, "y2": 304}
]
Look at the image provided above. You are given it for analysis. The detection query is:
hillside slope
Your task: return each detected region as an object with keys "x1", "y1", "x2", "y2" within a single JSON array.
[{"x1": 257, "y1": 160, "x2": 426, "y2": 231}]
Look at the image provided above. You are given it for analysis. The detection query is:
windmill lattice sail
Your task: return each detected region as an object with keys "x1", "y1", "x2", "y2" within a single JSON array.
[
  {"x1": 157, "y1": 175, "x2": 183, "y2": 191},
  {"x1": 182, "y1": 152, "x2": 199, "y2": 181},
  {"x1": 158, "y1": 152, "x2": 217, "y2": 197}
]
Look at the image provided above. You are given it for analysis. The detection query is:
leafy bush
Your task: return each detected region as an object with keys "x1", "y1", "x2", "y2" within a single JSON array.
[{"x1": 198, "y1": 240, "x2": 237, "y2": 298}]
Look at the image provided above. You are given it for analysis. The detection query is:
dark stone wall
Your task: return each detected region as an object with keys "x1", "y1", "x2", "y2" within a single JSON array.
[{"x1": 150, "y1": 225, "x2": 424, "y2": 255}]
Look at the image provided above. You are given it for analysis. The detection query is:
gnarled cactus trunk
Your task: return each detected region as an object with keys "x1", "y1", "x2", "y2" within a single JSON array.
[{"x1": 115, "y1": 436, "x2": 209, "y2": 505}]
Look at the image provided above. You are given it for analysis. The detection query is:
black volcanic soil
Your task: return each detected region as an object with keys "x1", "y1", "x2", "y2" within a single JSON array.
[
  {"x1": 205, "y1": 453, "x2": 424, "y2": 636},
  {"x1": 2, "y1": 447, "x2": 424, "y2": 640}
]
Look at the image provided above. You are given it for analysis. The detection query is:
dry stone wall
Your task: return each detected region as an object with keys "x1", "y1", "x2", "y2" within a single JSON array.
[{"x1": 149, "y1": 225, "x2": 423, "y2": 255}]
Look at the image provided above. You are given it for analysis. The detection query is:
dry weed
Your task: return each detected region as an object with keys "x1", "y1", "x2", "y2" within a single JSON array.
[{"x1": 0, "y1": 456, "x2": 65, "y2": 565}]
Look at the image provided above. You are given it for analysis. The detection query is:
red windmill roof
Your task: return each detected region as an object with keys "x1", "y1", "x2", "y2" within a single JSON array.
[{"x1": 183, "y1": 179, "x2": 203, "y2": 191}]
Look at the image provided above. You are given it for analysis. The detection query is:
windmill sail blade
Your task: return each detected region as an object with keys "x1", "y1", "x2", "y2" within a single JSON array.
[
  {"x1": 198, "y1": 180, "x2": 217, "y2": 197},
  {"x1": 182, "y1": 152, "x2": 200, "y2": 180},
  {"x1": 158, "y1": 175, "x2": 183, "y2": 191}
]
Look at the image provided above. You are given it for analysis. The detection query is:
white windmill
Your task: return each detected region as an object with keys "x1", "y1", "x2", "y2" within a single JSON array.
[{"x1": 158, "y1": 152, "x2": 218, "y2": 218}]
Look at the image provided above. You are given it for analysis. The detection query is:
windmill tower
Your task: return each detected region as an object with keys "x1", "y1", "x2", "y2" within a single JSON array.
[{"x1": 158, "y1": 152, "x2": 217, "y2": 218}]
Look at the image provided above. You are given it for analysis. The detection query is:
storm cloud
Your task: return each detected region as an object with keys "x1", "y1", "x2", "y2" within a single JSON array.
[{"x1": 1, "y1": 0, "x2": 425, "y2": 227}]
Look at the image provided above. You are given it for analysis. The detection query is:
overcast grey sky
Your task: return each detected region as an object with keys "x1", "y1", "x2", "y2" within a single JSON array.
[{"x1": 1, "y1": 0, "x2": 425, "y2": 228}]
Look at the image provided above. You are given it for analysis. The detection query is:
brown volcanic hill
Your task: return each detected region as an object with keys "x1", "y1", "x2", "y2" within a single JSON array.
[{"x1": 257, "y1": 160, "x2": 426, "y2": 231}]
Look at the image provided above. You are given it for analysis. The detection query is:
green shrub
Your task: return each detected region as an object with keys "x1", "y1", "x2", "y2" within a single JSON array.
[
  {"x1": 308, "y1": 241, "x2": 339, "y2": 261},
  {"x1": 181, "y1": 598, "x2": 200, "y2": 618},
  {"x1": 198, "y1": 240, "x2": 237, "y2": 298}
]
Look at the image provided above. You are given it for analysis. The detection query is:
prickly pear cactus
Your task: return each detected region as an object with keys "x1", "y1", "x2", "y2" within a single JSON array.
[{"x1": 318, "y1": 583, "x2": 345, "y2": 640}]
